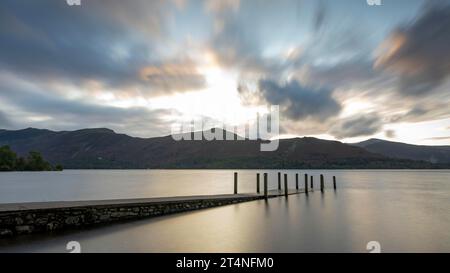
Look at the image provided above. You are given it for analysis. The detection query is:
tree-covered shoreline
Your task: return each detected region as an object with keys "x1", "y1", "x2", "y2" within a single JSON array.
[{"x1": 0, "y1": 146, "x2": 63, "y2": 172}]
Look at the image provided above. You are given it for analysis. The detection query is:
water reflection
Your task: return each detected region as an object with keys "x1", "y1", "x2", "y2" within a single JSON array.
[{"x1": 0, "y1": 170, "x2": 449, "y2": 252}]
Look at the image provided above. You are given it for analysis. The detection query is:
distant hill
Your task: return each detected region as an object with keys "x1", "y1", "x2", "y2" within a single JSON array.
[
  {"x1": 0, "y1": 128, "x2": 445, "y2": 169},
  {"x1": 354, "y1": 138, "x2": 450, "y2": 164}
]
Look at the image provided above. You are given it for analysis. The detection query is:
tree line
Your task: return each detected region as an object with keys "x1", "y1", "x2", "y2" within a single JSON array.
[{"x1": 0, "y1": 145, "x2": 63, "y2": 171}]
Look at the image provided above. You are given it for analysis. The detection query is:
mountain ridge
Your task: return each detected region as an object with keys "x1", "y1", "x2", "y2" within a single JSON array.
[
  {"x1": 354, "y1": 138, "x2": 450, "y2": 164},
  {"x1": 0, "y1": 128, "x2": 448, "y2": 169}
]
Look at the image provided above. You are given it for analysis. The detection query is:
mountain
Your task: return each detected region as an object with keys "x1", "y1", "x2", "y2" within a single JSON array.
[
  {"x1": 354, "y1": 138, "x2": 450, "y2": 164},
  {"x1": 0, "y1": 128, "x2": 445, "y2": 169}
]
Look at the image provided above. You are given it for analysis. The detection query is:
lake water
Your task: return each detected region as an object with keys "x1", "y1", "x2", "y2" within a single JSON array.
[{"x1": 0, "y1": 170, "x2": 449, "y2": 252}]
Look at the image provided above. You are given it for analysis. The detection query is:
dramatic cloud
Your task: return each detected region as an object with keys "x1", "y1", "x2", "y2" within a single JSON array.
[
  {"x1": 385, "y1": 129, "x2": 396, "y2": 139},
  {"x1": 207, "y1": 0, "x2": 304, "y2": 77},
  {"x1": 209, "y1": 8, "x2": 266, "y2": 74},
  {"x1": 205, "y1": 0, "x2": 240, "y2": 14},
  {"x1": 424, "y1": 136, "x2": 450, "y2": 141},
  {"x1": 139, "y1": 60, "x2": 206, "y2": 94},
  {"x1": 0, "y1": 75, "x2": 175, "y2": 137},
  {"x1": 375, "y1": 3, "x2": 450, "y2": 95},
  {"x1": 302, "y1": 61, "x2": 381, "y2": 89},
  {"x1": 0, "y1": 0, "x2": 448, "y2": 144},
  {"x1": 313, "y1": 0, "x2": 328, "y2": 32},
  {"x1": 0, "y1": 111, "x2": 12, "y2": 129},
  {"x1": 0, "y1": 0, "x2": 204, "y2": 96},
  {"x1": 329, "y1": 114, "x2": 382, "y2": 139},
  {"x1": 385, "y1": 94, "x2": 450, "y2": 124},
  {"x1": 240, "y1": 79, "x2": 341, "y2": 122}
]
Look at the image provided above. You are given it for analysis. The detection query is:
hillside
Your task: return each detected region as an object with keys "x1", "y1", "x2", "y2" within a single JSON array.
[
  {"x1": 354, "y1": 139, "x2": 450, "y2": 164},
  {"x1": 0, "y1": 128, "x2": 444, "y2": 169}
]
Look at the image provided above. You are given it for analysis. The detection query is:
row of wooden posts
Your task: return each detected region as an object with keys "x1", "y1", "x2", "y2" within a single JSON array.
[{"x1": 234, "y1": 172, "x2": 337, "y2": 198}]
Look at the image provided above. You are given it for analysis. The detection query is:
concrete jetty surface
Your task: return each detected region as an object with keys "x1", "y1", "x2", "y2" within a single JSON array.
[{"x1": 0, "y1": 190, "x2": 307, "y2": 237}]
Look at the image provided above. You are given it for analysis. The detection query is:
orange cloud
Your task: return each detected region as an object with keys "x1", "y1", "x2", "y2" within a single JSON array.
[{"x1": 139, "y1": 61, "x2": 206, "y2": 93}]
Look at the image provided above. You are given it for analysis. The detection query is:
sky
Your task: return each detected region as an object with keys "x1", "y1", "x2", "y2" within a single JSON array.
[{"x1": 0, "y1": 0, "x2": 450, "y2": 145}]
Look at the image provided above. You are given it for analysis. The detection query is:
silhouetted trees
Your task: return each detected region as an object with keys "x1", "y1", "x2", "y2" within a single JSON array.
[
  {"x1": 0, "y1": 146, "x2": 63, "y2": 171},
  {"x1": 0, "y1": 146, "x2": 16, "y2": 171}
]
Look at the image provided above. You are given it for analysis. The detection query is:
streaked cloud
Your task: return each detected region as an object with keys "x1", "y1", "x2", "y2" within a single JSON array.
[
  {"x1": 375, "y1": 3, "x2": 450, "y2": 95},
  {"x1": 0, "y1": 0, "x2": 449, "y2": 144},
  {"x1": 329, "y1": 114, "x2": 382, "y2": 139},
  {"x1": 0, "y1": 0, "x2": 203, "y2": 97},
  {"x1": 139, "y1": 59, "x2": 206, "y2": 94},
  {"x1": 0, "y1": 111, "x2": 12, "y2": 129},
  {"x1": 239, "y1": 79, "x2": 341, "y2": 122},
  {"x1": 423, "y1": 136, "x2": 450, "y2": 141},
  {"x1": 385, "y1": 129, "x2": 396, "y2": 139},
  {"x1": 205, "y1": 0, "x2": 240, "y2": 13},
  {"x1": 0, "y1": 73, "x2": 176, "y2": 137}
]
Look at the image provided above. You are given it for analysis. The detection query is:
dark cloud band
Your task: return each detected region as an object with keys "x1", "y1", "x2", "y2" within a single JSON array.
[
  {"x1": 375, "y1": 3, "x2": 450, "y2": 96},
  {"x1": 329, "y1": 114, "x2": 382, "y2": 139}
]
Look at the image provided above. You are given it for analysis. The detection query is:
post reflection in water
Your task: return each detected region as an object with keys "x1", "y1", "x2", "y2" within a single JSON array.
[{"x1": 0, "y1": 170, "x2": 449, "y2": 253}]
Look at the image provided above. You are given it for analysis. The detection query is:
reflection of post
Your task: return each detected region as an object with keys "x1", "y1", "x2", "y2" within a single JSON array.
[
  {"x1": 320, "y1": 174, "x2": 324, "y2": 193},
  {"x1": 284, "y1": 174, "x2": 288, "y2": 197},
  {"x1": 278, "y1": 172, "x2": 281, "y2": 191},
  {"x1": 264, "y1": 173, "x2": 268, "y2": 199},
  {"x1": 305, "y1": 174, "x2": 309, "y2": 194},
  {"x1": 234, "y1": 172, "x2": 238, "y2": 194},
  {"x1": 333, "y1": 176, "x2": 337, "y2": 190},
  {"x1": 257, "y1": 173, "x2": 260, "y2": 194},
  {"x1": 295, "y1": 173, "x2": 299, "y2": 190},
  {"x1": 310, "y1": 176, "x2": 314, "y2": 189}
]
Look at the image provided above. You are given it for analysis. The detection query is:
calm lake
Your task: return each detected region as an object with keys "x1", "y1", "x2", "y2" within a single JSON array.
[{"x1": 0, "y1": 169, "x2": 449, "y2": 252}]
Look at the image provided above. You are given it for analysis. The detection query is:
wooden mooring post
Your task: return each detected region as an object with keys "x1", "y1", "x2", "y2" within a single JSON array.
[
  {"x1": 305, "y1": 173, "x2": 309, "y2": 194},
  {"x1": 234, "y1": 172, "x2": 238, "y2": 194},
  {"x1": 264, "y1": 173, "x2": 268, "y2": 199},
  {"x1": 333, "y1": 176, "x2": 337, "y2": 190},
  {"x1": 295, "y1": 173, "x2": 299, "y2": 190},
  {"x1": 320, "y1": 174, "x2": 324, "y2": 192},
  {"x1": 284, "y1": 174, "x2": 288, "y2": 197},
  {"x1": 257, "y1": 173, "x2": 260, "y2": 194},
  {"x1": 310, "y1": 176, "x2": 314, "y2": 189},
  {"x1": 278, "y1": 172, "x2": 281, "y2": 191}
]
